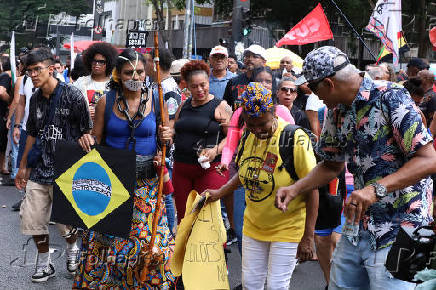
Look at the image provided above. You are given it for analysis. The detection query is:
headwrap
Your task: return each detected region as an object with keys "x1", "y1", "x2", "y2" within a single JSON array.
[{"x1": 242, "y1": 82, "x2": 273, "y2": 117}]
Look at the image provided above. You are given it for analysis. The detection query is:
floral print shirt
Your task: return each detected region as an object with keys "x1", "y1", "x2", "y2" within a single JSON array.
[{"x1": 316, "y1": 74, "x2": 433, "y2": 250}]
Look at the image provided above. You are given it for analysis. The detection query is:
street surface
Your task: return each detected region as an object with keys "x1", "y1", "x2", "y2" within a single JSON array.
[{"x1": 0, "y1": 183, "x2": 325, "y2": 289}]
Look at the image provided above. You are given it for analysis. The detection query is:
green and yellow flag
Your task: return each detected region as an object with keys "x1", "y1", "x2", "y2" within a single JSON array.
[{"x1": 52, "y1": 141, "x2": 136, "y2": 239}]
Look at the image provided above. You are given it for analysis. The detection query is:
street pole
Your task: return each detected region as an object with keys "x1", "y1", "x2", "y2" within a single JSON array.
[
  {"x1": 56, "y1": 25, "x2": 60, "y2": 57},
  {"x1": 231, "y1": 0, "x2": 250, "y2": 55},
  {"x1": 182, "y1": 0, "x2": 192, "y2": 59}
]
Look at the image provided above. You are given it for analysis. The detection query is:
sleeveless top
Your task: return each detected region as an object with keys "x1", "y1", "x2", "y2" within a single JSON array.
[
  {"x1": 174, "y1": 97, "x2": 223, "y2": 164},
  {"x1": 105, "y1": 97, "x2": 157, "y2": 156}
]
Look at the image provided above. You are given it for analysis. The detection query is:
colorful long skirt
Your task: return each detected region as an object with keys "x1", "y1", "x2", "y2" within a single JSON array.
[{"x1": 73, "y1": 178, "x2": 175, "y2": 289}]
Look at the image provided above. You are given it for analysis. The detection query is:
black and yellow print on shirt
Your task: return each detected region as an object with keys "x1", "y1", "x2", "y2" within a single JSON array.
[
  {"x1": 239, "y1": 156, "x2": 275, "y2": 202},
  {"x1": 52, "y1": 141, "x2": 136, "y2": 239}
]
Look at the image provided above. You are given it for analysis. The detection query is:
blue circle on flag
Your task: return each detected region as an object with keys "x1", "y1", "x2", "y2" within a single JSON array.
[{"x1": 72, "y1": 162, "x2": 112, "y2": 216}]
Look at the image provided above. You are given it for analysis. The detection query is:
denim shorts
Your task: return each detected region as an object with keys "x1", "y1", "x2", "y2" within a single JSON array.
[{"x1": 329, "y1": 230, "x2": 415, "y2": 290}]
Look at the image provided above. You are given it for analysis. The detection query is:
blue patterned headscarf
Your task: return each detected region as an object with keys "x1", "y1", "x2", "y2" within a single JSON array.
[{"x1": 242, "y1": 82, "x2": 273, "y2": 117}]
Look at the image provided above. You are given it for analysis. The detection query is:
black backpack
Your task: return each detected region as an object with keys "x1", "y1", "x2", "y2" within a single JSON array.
[{"x1": 236, "y1": 124, "x2": 316, "y2": 181}]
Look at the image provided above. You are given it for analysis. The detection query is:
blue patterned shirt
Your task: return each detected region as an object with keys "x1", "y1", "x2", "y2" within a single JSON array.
[{"x1": 316, "y1": 74, "x2": 433, "y2": 250}]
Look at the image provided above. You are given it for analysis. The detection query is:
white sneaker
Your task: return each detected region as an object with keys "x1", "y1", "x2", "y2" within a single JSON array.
[
  {"x1": 66, "y1": 247, "x2": 80, "y2": 274},
  {"x1": 31, "y1": 263, "x2": 55, "y2": 282}
]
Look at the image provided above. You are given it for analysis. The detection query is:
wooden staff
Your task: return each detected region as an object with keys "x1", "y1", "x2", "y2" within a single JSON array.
[{"x1": 139, "y1": 30, "x2": 167, "y2": 283}]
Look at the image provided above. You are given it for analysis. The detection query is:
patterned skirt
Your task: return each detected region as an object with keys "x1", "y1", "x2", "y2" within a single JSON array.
[{"x1": 73, "y1": 178, "x2": 175, "y2": 289}]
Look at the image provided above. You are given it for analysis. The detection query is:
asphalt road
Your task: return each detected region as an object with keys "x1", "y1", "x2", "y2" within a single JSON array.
[{"x1": 0, "y1": 183, "x2": 325, "y2": 289}]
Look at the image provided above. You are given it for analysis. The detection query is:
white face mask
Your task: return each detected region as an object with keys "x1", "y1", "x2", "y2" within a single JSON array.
[
  {"x1": 119, "y1": 53, "x2": 143, "y2": 91},
  {"x1": 123, "y1": 79, "x2": 144, "y2": 91}
]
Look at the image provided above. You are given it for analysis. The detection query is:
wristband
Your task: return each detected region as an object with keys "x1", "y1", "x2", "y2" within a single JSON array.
[{"x1": 14, "y1": 124, "x2": 22, "y2": 129}]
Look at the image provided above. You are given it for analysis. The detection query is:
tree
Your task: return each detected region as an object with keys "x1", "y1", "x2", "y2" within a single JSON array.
[{"x1": 0, "y1": 0, "x2": 90, "y2": 47}]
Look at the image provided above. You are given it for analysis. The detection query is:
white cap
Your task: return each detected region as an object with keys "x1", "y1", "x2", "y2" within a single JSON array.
[
  {"x1": 244, "y1": 44, "x2": 267, "y2": 60},
  {"x1": 210, "y1": 45, "x2": 229, "y2": 57},
  {"x1": 170, "y1": 59, "x2": 190, "y2": 77}
]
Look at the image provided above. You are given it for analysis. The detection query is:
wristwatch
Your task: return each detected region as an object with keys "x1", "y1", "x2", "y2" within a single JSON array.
[
  {"x1": 13, "y1": 124, "x2": 22, "y2": 129},
  {"x1": 371, "y1": 182, "x2": 388, "y2": 200}
]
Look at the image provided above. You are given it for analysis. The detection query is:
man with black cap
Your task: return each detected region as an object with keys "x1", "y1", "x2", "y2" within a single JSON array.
[
  {"x1": 223, "y1": 44, "x2": 266, "y2": 110},
  {"x1": 275, "y1": 46, "x2": 436, "y2": 289},
  {"x1": 406, "y1": 57, "x2": 429, "y2": 78}
]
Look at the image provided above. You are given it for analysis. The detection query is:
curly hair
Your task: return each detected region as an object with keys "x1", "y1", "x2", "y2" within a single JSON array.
[
  {"x1": 181, "y1": 60, "x2": 210, "y2": 83},
  {"x1": 107, "y1": 48, "x2": 147, "y2": 91},
  {"x1": 82, "y1": 42, "x2": 118, "y2": 76}
]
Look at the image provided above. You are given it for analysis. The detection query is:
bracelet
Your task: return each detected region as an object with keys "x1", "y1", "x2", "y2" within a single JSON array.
[{"x1": 14, "y1": 124, "x2": 22, "y2": 129}]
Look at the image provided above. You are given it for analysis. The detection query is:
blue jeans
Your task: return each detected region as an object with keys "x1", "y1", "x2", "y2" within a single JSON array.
[
  {"x1": 8, "y1": 116, "x2": 19, "y2": 179},
  {"x1": 233, "y1": 185, "x2": 245, "y2": 254},
  {"x1": 16, "y1": 129, "x2": 27, "y2": 169},
  {"x1": 330, "y1": 230, "x2": 415, "y2": 290},
  {"x1": 164, "y1": 159, "x2": 175, "y2": 235}
]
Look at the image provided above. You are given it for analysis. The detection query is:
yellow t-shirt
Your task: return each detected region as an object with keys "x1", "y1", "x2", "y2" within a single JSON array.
[{"x1": 237, "y1": 118, "x2": 317, "y2": 242}]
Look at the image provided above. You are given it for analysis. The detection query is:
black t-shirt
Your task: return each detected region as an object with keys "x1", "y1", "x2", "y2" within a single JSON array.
[
  {"x1": 27, "y1": 82, "x2": 92, "y2": 184},
  {"x1": 290, "y1": 105, "x2": 311, "y2": 131},
  {"x1": 223, "y1": 73, "x2": 251, "y2": 111},
  {"x1": 0, "y1": 72, "x2": 11, "y2": 118}
]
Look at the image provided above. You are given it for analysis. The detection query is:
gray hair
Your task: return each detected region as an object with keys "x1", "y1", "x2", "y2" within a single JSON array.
[
  {"x1": 331, "y1": 55, "x2": 359, "y2": 82},
  {"x1": 277, "y1": 77, "x2": 296, "y2": 89}
]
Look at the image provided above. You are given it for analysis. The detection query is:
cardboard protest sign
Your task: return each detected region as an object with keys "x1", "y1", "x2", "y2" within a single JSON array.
[
  {"x1": 170, "y1": 191, "x2": 229, "y2": 290},
  {"x1": 52, "y1": 141, "x2": 136, "y2": 239}
]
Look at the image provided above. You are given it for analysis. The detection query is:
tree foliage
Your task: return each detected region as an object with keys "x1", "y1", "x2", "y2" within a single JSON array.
[{"x1": 0, "y1": 0, "x2": 90, "y2": 45}]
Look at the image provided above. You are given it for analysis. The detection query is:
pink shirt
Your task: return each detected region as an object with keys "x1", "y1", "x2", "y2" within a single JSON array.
[{"x1": 221, "y1": 105, "x2": 295, "y2": 166}]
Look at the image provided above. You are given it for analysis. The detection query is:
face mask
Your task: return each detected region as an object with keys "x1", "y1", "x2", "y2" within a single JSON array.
[
  {"x1": 123, "y1": 79, "x2": 144, "y2": 91},
  {"x1": 119, "y1": 53, "x2": 143, "y2": 91}
]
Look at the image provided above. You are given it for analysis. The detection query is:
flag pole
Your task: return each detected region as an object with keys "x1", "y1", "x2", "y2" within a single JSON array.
[
  {"x1": 138, "y1": 30, "x2": 167, "y2": 283},
  {"x1": 326, "y1": 0, "x2": 377, "y2": 61}
]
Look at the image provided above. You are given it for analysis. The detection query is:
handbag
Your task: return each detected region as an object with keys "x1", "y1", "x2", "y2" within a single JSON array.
[
  {"x1": 385, "y1": 225, "x2": 436, "y2": 282},
  {"x1": 27, "y1": 83, "x2": 65, "y2": 168}
]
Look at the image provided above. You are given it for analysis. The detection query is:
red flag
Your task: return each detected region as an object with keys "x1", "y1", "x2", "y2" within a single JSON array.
[
  {"x1": 429, "y1": 27, "x2": 436, "y2": 51},
  {"x1": 276, "y1": 3, "x2": 333, "y2": 47}
]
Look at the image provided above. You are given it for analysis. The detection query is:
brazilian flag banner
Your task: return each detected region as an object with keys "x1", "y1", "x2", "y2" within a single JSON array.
[{"x1": 52, "y1": 141, "x2": 136, "y2": 239}]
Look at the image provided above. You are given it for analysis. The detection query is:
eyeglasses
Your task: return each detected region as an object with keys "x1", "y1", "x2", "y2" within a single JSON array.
[
  {"x1": 307, "y1": 79, "x2": 324, "y2": 93},
  {"x1": 25, "y1": 66, "x2": 50, "y2": 77},
  {"x1": 280, "y1": 87, "x2": 297, "y2": 93},
  {"x1": 92, "y1": 59, "x2": 106, "y2": 66}
]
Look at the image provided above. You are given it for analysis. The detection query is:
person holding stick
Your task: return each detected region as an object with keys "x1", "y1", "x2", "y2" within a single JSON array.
[{"x1": 74, "y1": 48, "x2": 175, "y2": 289}]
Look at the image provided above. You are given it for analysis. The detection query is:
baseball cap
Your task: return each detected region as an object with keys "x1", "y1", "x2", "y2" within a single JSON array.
[
  {"x1": 210, "y1": 45, "x2": 228, "y2": 57},
  {"x1": 170, "y1": 59, "x2": 190, "y2": 77},
  {"x1": 244, "y1": 45, "x2": 267, "y2": 60},
  {"x1": 407, "y1": 58, "x2": 429, "y2": 70},
  {"x1": 303, "y1": 46, "x2": 350, "y2": 83}
]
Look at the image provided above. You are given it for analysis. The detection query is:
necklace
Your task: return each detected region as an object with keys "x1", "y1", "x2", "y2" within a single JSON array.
[{"x1": 116, "y1": 88, "x2": 150, "y2": 149}]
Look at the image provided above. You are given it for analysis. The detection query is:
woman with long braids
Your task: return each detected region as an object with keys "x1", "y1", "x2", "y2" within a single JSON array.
[{"x1": 74, "y1": 48, "x2": 175, "y2": 289}]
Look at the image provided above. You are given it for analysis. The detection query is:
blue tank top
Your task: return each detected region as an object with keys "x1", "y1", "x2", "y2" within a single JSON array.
[{"x1": 105, "y1": 106, "x2": 157, "y2": 156}]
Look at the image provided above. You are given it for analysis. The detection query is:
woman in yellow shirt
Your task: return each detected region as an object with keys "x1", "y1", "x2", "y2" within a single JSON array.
[{"x1": 206, "y1": 82, "x2": 318, "y2": 289}]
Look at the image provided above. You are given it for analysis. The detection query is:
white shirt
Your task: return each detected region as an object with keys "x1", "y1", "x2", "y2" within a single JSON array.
[
  {"x1": 73, "y1": 75, "x2": 109, "y2": 105},
  {"x1": 18, "y1": 76, "x2": 35, "y2": 131},
  {"x1": 305, "y1": 93, "x2": 325, "y2": 112}
]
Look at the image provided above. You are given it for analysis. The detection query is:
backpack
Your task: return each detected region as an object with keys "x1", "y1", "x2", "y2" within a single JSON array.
[{"x1": 235, "y1": 124, "x2": 316, "y2": 181}]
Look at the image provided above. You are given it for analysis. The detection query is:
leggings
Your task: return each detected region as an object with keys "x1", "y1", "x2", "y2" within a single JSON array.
[{"x1": 172, "y1": 161, "x2": 228, "y2": 223}]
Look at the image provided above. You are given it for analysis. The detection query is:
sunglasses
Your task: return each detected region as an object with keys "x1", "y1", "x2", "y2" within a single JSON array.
[
  {"x1": 280, "y1": 87, "x2": 297, "y2": 93},
  {"x1": 92, "y1": 59, "x2": 106, "y2": 65}
]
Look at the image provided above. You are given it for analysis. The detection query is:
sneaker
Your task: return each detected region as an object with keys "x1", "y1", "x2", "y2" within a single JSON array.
[
  {"x1": 66, "y1": 247, "x2": 80, "y2": 273},
  {"x1": 226, "y1": 228, "x2": 237, "y2": 246},
  {"x1": 31, "y1": 263, "x2": 55, "y2": 282}
]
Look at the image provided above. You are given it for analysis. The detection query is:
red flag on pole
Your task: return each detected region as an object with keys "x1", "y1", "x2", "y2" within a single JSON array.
[{"x1": 276, "y1": 3, "x2": 333, "y2": 47}]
